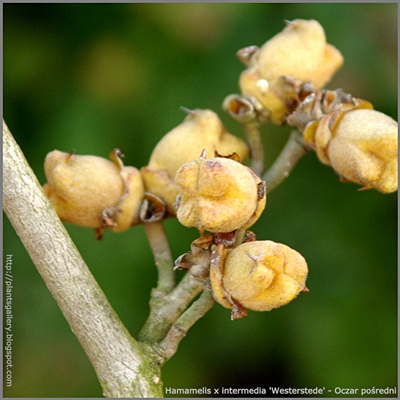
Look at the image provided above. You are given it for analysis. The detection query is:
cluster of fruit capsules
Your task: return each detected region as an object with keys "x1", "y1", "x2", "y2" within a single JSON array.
[
  {"x1": 43, "y1": 108, "x2": 249, "y2": 238},
  {"x1": 43, "y1": 111, "x2": 308, "y2": 319},
  {"x1": 288, "y1": 91, "x2": 398, "y2": 193},
  {"x1": 237, "y1": 19, "x2": 343, "y2": 124},
  {"x1": 43, "y1": 18, "x2": 397, "y2": 318},
  {"x1": 236, "y1": 18, "x2": 397, "y2": 192}
]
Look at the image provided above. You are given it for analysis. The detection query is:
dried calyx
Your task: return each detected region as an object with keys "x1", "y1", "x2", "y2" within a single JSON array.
[
  {"x1": 286, "y1": 88, "x2": 354, "y2": 131},
  {"x1": 43, "y1": 149, "x2": 145, "y2": 239},
  {"x1": 141, "y1": 108, "x2": 249, "y2": 215},
  {"x1": 174, "y1": 233, "x2": 215, "y2": 280}
]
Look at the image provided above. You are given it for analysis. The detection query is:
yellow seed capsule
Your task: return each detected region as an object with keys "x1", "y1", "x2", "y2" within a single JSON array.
[
  {"x1": 141, "y1": 109, "x2": 249, "y2": 214},
  {"x1": 175, "y1": 155, "x2": 266, "y2": 233},
  {"x1": 210, "y1": 240, "x2": 308, "y2": 315},
  {"x1": 239, "y1": 19, "x2": 343, "y2": 124},
  {"x1": 256, "y1": 19, "x2": 343, "y2": 88},
  {"x1": 107, "y1": 166, "x2": 145, "y2": 231},
  {"x1": 43, "y1": 149, "x2": 145, "y2": 234},
  {"x1": 309, "y1": 107, "x2": 398, "y2": 193}
]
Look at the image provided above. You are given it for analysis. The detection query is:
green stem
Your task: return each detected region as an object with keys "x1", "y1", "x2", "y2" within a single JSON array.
[
  {"x1": 138, "y1": 271, "x2": 203, "y2": 344},
  {"x1": 141, "y1": 220, "x2": 205, "y2": 346},
  {"x1": 234, "y1": 228, "x2": 246, "y2": 248},
  {"x1": 243, "y1": 117, "x2": 264, "y2": 175},
  {"x1": 144, "y1": 220, "x2": 175, "y2": 295},
  {"x1": 262, "y1": 130, "x2": 308, "y2": 193},
  {"x1": 157, "y1": 290, "x2": 215, "y2": 364}
]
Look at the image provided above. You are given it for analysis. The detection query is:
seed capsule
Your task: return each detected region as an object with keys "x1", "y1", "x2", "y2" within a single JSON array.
[
  {"x1": 43, "y1": 149, "x2": 145, "y2": 236},
  {"x1": 238, "y1": 19, "x2": 343, "y2": 124},
  {"x1": 141, "y1": 109, "x2": 249, "y2": 214},
  {"x1": 210, "y1": 240, "x2": 308, "y2": 318},
  {"x1": 256, "y1": 19, "x2": 343, "y2": 88},
  {"x1": 305, "y1": 106, "x2": 398, "y2": 193},
  {"x1": 175, "y1": 155, "x2": 266, "y2": 233}
]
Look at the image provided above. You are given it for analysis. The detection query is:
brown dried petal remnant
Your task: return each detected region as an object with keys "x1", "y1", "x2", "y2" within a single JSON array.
[
  {"x1": 175, "y1": 154, "x2": 266, "y2": 233},
  {"x1": 286, "y1": 89, "x2": 354, "y2": 132},
  {"x1": 174, "y1": 234, "x2": 214, "y2": 279},
  {"x1": 141, "y1": 109, "x2": 249, "y2": 215},
  {"x1": 43, "y1": 149, "x2": 145, "y2": 237}
]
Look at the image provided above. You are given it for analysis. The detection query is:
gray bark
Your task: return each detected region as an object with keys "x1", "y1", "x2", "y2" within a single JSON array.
[{"x1": 3, "y1": 120, "x2": 163, "y2": 398}]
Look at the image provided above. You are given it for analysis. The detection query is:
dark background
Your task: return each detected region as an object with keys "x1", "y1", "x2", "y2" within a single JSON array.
[{"x1": 3, "y1": 3, "x2": 397, "y2": 398}]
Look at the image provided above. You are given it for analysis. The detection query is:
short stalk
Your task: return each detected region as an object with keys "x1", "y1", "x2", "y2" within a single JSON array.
[
  {"x1": 157, "y1": 290, "x2": 215, "y2": 364},
  {"x1": 144, "y1": 220, "x2": 175, "y2": 295},
  {"x1": 138, "y1": 271, "x2": 204, "y2": 344},
  {"x1": 234, "y1": 228, "x2": 246, "y2": 247},
  {"x1": 243, "y1": 117, "x2": 264, "y2": 175},
  {"x1": 262, "y1": 130, "x2": 309, "y2": 193}
]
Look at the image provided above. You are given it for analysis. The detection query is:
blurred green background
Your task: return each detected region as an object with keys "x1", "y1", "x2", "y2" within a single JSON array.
[{"x1": 3, "y1": 3, "x2": 397, "y2": 398}]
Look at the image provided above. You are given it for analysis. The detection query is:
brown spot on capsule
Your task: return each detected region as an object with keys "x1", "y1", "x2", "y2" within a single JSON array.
[
  {"x1": 243, "y1": 230, "x2": 257, "y2": 243},
  {"x1": 213, "y1": 231, "x2": 236, "y2": 247},
  {"x1": 231, "y1": 302, "x2": 248, "y2": 320},
  {"x1": 257, "y1": 181, "x2": 266, "y2": 200}
]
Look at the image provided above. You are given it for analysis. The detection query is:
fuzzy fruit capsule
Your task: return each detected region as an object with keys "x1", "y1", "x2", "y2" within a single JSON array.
[
  {"x1": 256, "y1": 19, "x2": 343, "y2": 88},
  {"x1": 43, "y1": 150, "x2": 145, "y2": 235},
  {"x1": 175, "y1": 155, "x2": 266, "y2": 233},
  {"x1": 305, "y1": 107, "x2": 398, "y2": 193},
  {"x1": 239, "y1": 19, "x2": 343, "y2": 124},
  {"x1": 210, "y1": 240, "x2": 308, "y2": 315},
  {"x1": 141, "y1": 109, "x2": 249, "y2": 214}
]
